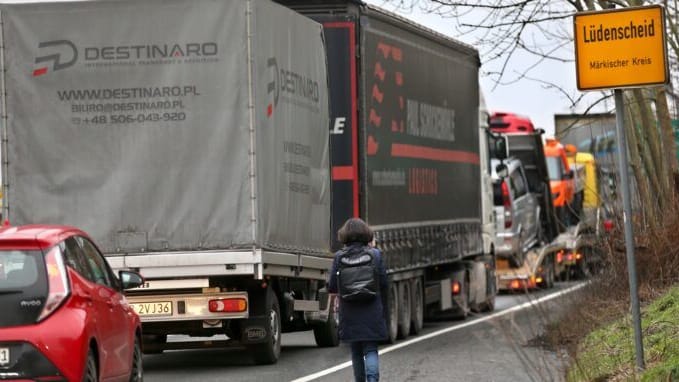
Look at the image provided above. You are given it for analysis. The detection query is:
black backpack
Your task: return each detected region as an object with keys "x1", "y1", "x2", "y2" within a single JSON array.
[{"x1": 337, "y1": 246, "x2": 379, "y2": 302}]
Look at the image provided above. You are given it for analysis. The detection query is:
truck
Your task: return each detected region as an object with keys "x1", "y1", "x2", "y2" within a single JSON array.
[
  {"x1": 490, "y1": 132, "x2": 566, "y2": 290},
  {"x1": 0, "y1": 0, "x2": 497, "y2": 362},
  {"x1": 1, "y1": 0, "x2": 332, "y2": 364},
  {"x1": 276, "y1": 0, "x2": 498, "y2": 339},
  {"x1": 544, "y1": 138, "x2": 587, "y2": 226},
  {"x1": 489, "y1": 112, "x2": 536, "y2": 134}
]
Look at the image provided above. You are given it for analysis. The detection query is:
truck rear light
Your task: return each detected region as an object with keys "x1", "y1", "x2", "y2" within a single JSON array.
[
  {"x1": 603, "y1": 219, "x2": 614, "y2": 232},
  {"x1": 556, "y1": 250, "x2": 564, "y2": 263},
  {"x1": 451, "y1": 281, "x2": 461, "y2": 295},
  {"x1": 575, "y1": 252, "x2": 583, "y2": 260},
  {"x1": 501, "y1": 180, "x2": 512, "y2": 228},
  {"x1": 208, "y1": 298, "x2": 247, "y2": 313},
  {"x1": 509, "y1": 279, "x2": 522, "y2": 289},
  {"x1": 37, "y1": 246, "x2": 70, "y2": 322}
]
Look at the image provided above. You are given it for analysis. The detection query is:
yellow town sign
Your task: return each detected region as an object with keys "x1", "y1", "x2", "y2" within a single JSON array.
[{"x1": 574, "y1": 5, "x2": 669, "y2": 90}]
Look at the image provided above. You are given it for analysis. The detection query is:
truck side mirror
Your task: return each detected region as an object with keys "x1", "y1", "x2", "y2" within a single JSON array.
[
  {"x1": 492, "y1": 135, "x2": 508, "y2": 160},
  {"x1": 495, "y1": 164, "x2": 509, "y2": 179}
]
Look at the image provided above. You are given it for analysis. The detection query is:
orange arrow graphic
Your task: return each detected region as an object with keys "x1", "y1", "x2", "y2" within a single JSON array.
[
  {"x1": 395, "y1": 72, "x2": 403, "y2": 86},
  {"x1": 377, "y1": 42, "x2": 391, "y2": 59},
  {"x1": 374, "y1": 62, "x2": 386, "y2": 82},
  {"x1": 372, "y1": 84, "x2": 384, "y2": 104},
  {"x1": 369, "y1": 109, "x2": 382, "y2": 127},
  {"x1": 367, "y1": 135, "x2": 379, "y2": 155}
]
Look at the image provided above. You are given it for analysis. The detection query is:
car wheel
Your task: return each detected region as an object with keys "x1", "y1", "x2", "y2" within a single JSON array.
[
  {"x1": 313, "y1": 295, "x2": 339, "y2": 347},
  {"x1": 129, "y1": 336, "x2": 143, "y2": 382},
  {"x1": 82, "y1": 350, "x2": 98, "y2": 382},
  {"x1": 249, "y1": 289, "x2": 282, "y2": 365}
]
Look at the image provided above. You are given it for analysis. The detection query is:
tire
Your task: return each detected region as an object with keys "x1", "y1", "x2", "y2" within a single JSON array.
[
  {"x1": 409, "y1": 278, "x2": 424, "y2": 335},
  {"x1": 483, "y1": 257, "x2": 497, "y2": 312},
  {"x1": 397, "y1": 281, "x2": 411, "y2": 339},
  {"x1": 546, "y1": 257, "x2": 555, "y2": 289},
  {"x1": 82, "y1": 350, "x2": 98, "y2": 382},
  {"x1": 386, "y1": 282, "x2": 398, "y2": 344},
  {"x1": 249, "y1": 289, "x2": 282, "y2": 365},
  {"x1": 481, "y1": 292, "x2": 496, "y2": 312},
  {"x1": 313, "y1": 295, "x2": 339, "y2": 347},
  {"x1": 129, "y1": 336, "x2": 143, "y2": 382}
]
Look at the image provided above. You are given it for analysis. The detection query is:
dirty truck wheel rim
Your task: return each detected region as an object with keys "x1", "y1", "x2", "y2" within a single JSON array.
[{"x1": 270, "y1": 309, "x2": 280, "y2": 347}]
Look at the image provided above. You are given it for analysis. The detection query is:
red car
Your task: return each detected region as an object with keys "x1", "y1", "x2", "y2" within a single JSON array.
[{"x1": 0, "y1": 225, "x2": 144, "y2": 381}]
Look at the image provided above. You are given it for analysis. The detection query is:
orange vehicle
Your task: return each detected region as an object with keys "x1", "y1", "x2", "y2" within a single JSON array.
[{"x1": 544, "y1": 139, "x2": 575, "y2": 224}]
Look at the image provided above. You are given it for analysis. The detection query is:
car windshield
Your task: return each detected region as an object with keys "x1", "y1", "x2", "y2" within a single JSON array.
[
  {"x1": 546, "y1": 157, "x2": 563, "y2": 181},
  {"x1": 0, "y1": 250, "x2": 42, "y2": 289}
]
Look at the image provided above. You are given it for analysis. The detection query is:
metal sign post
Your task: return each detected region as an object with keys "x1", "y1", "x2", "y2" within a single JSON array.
[
  {"x1": 613, "y1": 89, "x2": 644, "y2": 370},
  {"x1": 574, "y1": 4, "x2": 671, "y2": 372}
]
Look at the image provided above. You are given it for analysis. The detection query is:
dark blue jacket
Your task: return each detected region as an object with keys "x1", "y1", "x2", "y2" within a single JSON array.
[{"x1": 327, "y1": 243, "x2": 388, "y2": 342}]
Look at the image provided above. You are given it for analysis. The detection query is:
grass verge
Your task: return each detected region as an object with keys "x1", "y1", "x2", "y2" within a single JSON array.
[{"x1": 567, "y1": 286, "x2": 679, "y2": 381}]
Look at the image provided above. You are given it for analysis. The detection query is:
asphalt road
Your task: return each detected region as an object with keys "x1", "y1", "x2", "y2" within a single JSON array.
[{"x1": 143, "y1": 282, "x2": 584, "y2": 382}]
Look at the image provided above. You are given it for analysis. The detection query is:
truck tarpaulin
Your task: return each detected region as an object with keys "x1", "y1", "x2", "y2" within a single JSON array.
[
  {"x1": 361, "y1": 16, "x2": 481, "y2": 226},
  {"x1": 1, "y1": 0, "x2": 330, "y2": 256}
]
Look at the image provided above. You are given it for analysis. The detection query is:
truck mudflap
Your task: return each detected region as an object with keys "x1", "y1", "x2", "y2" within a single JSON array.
[
  {"x1": 239, "y1": 314, "x2": 274, "y2": 344},
  {"x1": 127, "y1": 291, "x2": 249, "y2": 323}
]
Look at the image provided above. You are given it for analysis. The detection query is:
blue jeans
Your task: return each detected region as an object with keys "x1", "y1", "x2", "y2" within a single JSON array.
[{"x1": 350, "y1": 341, "x2": 379, "y2": 382}]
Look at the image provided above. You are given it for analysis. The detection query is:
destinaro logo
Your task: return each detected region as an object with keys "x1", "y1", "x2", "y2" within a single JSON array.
[
  {"x1": 33, "y1": 40, "x2": 77, "y2": 77},
  {"x1": 33, "y1": 39, "x2": 218, "y2": 77},
  {"x1": 266, "y1": 57, "x2": 320, "y2": 118}
]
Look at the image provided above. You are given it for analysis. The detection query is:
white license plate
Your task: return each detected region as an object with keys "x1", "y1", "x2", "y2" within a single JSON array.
[
  {"x1": 0, "y1": 347, "x2": 9, "y2": 366},
  {"x1": 130, "y1": 301, "x2": 173, "y2": 317}
]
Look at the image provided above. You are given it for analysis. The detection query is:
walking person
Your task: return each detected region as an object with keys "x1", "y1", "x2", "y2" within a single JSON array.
[{"x1": 328, "y1": 218, "x2": 389, "y2": 382}]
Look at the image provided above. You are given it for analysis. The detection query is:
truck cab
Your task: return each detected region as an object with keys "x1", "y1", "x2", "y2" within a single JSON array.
[
  {"x1": 544, "y1": 138, "x2": 575, "y2": 224},
  {"x1": 489, "y1": 112, "x2": 536, "y2": 134}
]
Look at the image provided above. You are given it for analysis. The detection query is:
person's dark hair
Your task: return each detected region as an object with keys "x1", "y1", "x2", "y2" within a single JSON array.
[{"x1": 337, "y1": 218, "x2": 373, "y2": 245}]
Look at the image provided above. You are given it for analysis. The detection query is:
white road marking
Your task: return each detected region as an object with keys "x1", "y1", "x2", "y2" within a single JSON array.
[{"x1": 290, "y1": 283, "x2": 587, "y2": 382}]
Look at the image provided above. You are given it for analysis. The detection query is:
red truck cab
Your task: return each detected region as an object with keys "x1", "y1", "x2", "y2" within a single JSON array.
[{"x1": 489, "y1": 112, "x2": 536, "y2": 134}]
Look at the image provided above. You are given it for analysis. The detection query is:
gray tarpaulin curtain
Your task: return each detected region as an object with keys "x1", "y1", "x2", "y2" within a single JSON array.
[{"x1": 2, "y1": 0, "x2": 330, "y2": 256}]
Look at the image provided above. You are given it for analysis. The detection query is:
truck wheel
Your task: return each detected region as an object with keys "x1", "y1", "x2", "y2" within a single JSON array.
[
  {"x1": 249, "y1": 289, "x2": 281, "y2": 365},
  {"x1": 540, "y1": 255, "x2": 555, "y2": 289},
  {"x1": 481, "y1": 292, "x2": 496, "y2": 312},
  {"x1": 410, "y1": 278, "x2": 424, "y2": 335},
  {"x1": 397, "y1": 281, "x2": 411, "y2": 339},
  {"x1": 386, "y1": 282, "x2": 399, "y2": 344},
  {"x1": 313, "y1": 295, "x2": 339, "y2": 347}
]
